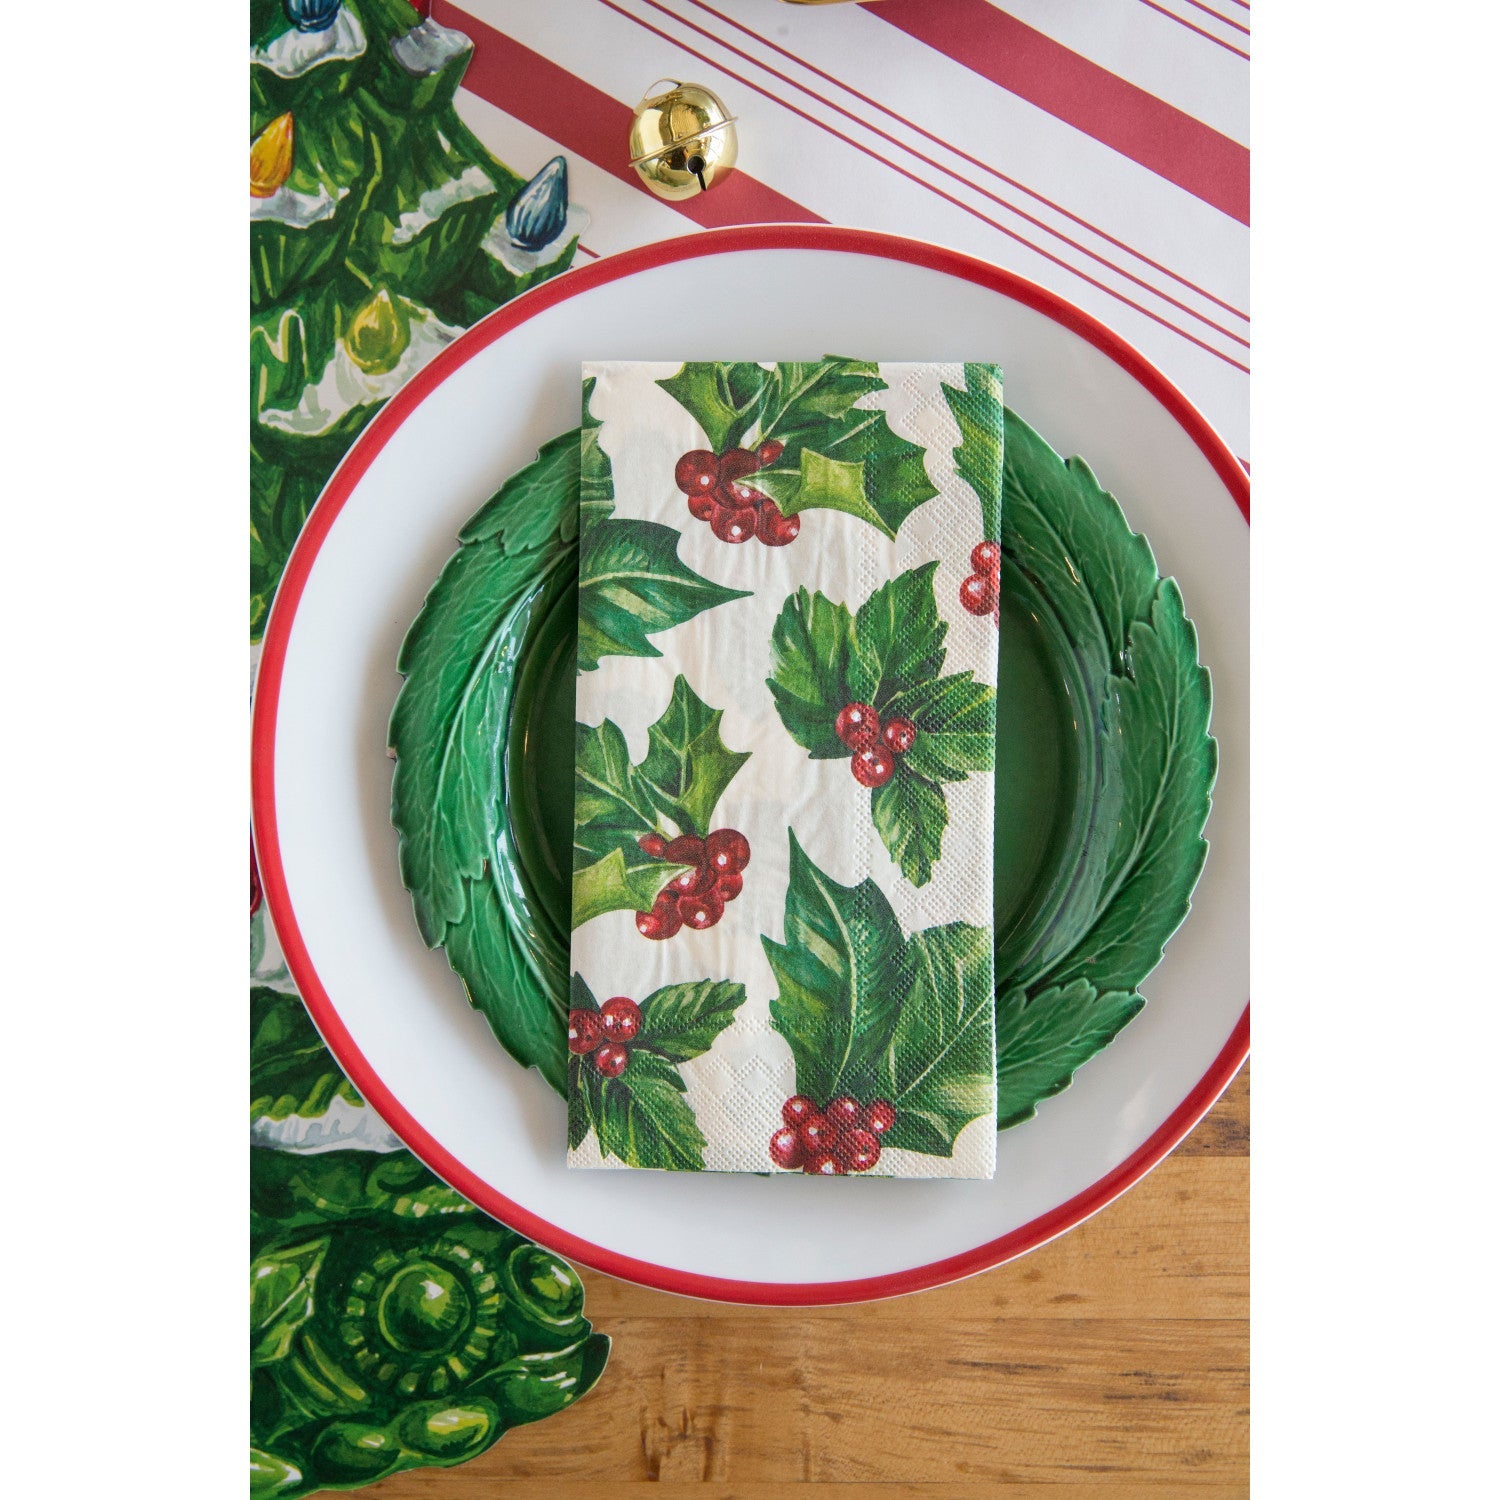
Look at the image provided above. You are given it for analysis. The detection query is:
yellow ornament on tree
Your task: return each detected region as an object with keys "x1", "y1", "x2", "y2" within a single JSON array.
[
  {"x1": 250, "y1": 112, "x2": 295, "y2": 199},
  {"x1": 344, "y1": 289, "x2": 410, "y2": 376}
]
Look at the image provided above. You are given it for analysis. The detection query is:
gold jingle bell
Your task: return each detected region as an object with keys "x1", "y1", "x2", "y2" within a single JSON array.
[{"x1": 629, "y1": 80, "x2": 738, "y2": 200}]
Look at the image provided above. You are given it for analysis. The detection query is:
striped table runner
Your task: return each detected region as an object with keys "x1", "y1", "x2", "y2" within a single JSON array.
[{"x1": 433, "y1": 0, "x2": 1249, "y2": 460}]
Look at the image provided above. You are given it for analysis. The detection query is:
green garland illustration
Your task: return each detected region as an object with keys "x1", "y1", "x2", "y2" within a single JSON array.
[
  {"x1": 251, "y1": 3, "x2": 606, "y2": 1491},
  {"x1": 251, "y1": 994, "x2": 608, "y2": 1497},
  {"x1": 250, "y1": 0, "x2": 584, "y2": 640}
]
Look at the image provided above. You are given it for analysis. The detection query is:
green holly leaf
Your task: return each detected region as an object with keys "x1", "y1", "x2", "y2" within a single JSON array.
[
  {"x1": 570, "y1": 848, "x2": 678, "y2": 930},
  {"x1": 943, "y1": 362, "x2": 1005, "y2": 541},
  {"x1": 573, "y1": 719, "x2": 659, "y2": 838},
  {"x1": 1041, "y1": 582, "x2": 1214, "y2": 995},
  {"x1": 994, "y1": 981, "x2": 1144, "y2": 1130},
  {"x1": 595, "y1": 1052, "x2": 707, "y2": 1170},
  {"x1": 571, "y1": 719, "x2": 683, "y2": 928},
  {"x1": 885, "y1": 672, "x2": 999, "y2": 783},
  {"x1": 578, "y1": 375, "x2": 614, "y2": 534},
  {"x1": 577, "y1": 517, "x2": 749, "y2": 672},
  {"x1": 568, "y1": 1055, "x2": 604, "y2": 1152},
  {"x1": 848, "y1": 562, "x2": 947, "y2": 708},
  {"x1": 659, "y1": 358, "x2": 937, "y2": 539},
  {"x1": 764, "y1": 831, "x2": 906, "y2": 1105},
  {"x1": 637, "y1": 675, "x2": 751, "y2": 838},
  {"x1": 250, "y1": 1237, "x2": 328, "y2": 1367},
  {"x1": 656, "y1": 361, "x2": 767, "y2": 452},
  {"x1": 880, "y1": 924, "x2": 996, "y2": 1156},
  {"x1": 251, "y1": 988, "x2": 363, "y2": 1124},
  {"x1": 567, "y1": 1069, "x2": 593, "y2": 1151},
  {"x1": 575, "y1": 373, "x2": 747, "y2": 671},
  {"x1": 637, "y1": 981, "x2": 747, "y2": 1064},
  {"x1": 766, "y1": 587, "x2": 858, "y2": 759},
  {"x1": 571, "y1": 687, "x2": 747, "y2": 928},
  {"x1": 768, "y1": 564, "x2": 994, "y2": 885},
  {"x1": 870, "y1": 769, "x2": 948, "y2": 888}
]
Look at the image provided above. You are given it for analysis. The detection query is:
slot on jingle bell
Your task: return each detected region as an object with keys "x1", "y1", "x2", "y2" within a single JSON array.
[{"x1": 629, "y1": 80, "x2": 738, "y2": 200}]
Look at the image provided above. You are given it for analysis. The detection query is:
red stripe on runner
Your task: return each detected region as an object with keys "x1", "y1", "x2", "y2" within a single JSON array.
[
  {"x1": 598, "y1": 0, "x2": 1247, "y2": 373},
  {"x1": 433, "y1": 1, "x2": 822, "y2": 229},
  {"x1": 1138, "y1": 0, "x2": 1250, "y2": 61},
  {"x1": 869, "y1": 0, "x2": 1250, "y2": 225},
  {"x1": 685, "y1": 0, "x2": 1247, "y2": 326},
  {"x1": 1177, "y1": 0, "x2": 1251, "y2": 36}
]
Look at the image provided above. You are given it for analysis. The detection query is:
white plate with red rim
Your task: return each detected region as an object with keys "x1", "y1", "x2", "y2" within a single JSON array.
[{"x1": 252, "y1": 225, "x2": 1248, "y2": 1305}]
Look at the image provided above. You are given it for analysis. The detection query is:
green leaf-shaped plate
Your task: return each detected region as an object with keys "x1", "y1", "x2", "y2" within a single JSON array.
[{"x1": 389, "y1": 401, "x2": 1215, "y2": 1131}]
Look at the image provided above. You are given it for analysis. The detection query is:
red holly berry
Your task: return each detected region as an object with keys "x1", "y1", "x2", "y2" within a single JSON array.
[
  {"x1": 717, "y1": 448, "x2": 760, "y2": 484},
  {"x1": 251, "y1": 841, "x2": 262, "y2": 917},
  {"x1": 600, "y1": 996, "x2": 642, "y2": 1042},
  {"x1": 865, "y1": 1099, "x2": 897, "y2": 1135},
  {"x1": 803, "y1": 1151, "x2": 845, "y2": 1176},
  {"x1": 593, "y1": 1041, "x2": 629, "y2": 1077},
  {"x1": 638, "y1": 832, "x2": 667, "y2": 858},
  {"x1": 674, "y1": 450, "x2": 720, "y2": 494},
  {"x1": 755, "y1": 499, "x2": 799, "y2": 547},
  {"x1": 825, "y1": 1095, "x2": 863, "y2": 1130},
  {"x1": 798, "y1": 1114, "x2": 834, "y2": 1153},
  {"x1": 663, "y1": 835, "x2": 705, "y2": 866},
  {"x1": 768, "y1": 1126, "x2": 804, "y2": 1170},
  {"x1": 959, "y1": 572, "x2": 998, "y2": 615},
  {"x1": 705, "y1": 828, "x2": 751, "y2": 875},
  {"x1": 757, "y1": 439, "x2": 785, "y2": 468},
  {"x1": 834, "y1": 702, "x2": 881, "y2": 751},
  {"x1": 851, "y1": 745, "x2": 895, "y2": 788},
  {"x1": 686, "y1": 490, "x2": 717, "y2": 523},
  {"x1": 635, "y1": 890, "x2": 682, "y2": 941},
  {"x1": 710, "y1": 504, "x2": 758, "y2": 544},
  {"x1": 715, "y1": 870, "x2": 743, "y2": 901},
  {"x1": 881, "y1": 717, "x2": 917, "y2": 756},
  {"x1": 722, "y1": 478, "x2": 766, "y2": 508},
  {"x1": 679, "y1": 887, "x2": 726, "y2": 931},
  {"x1": 567, "y1": 1009, "x2": 602, "y2": 1055},
  {"x1": 838, "y1": 1128, "x2": 882, "y2": 1173},
  {"x1": 668, "y1": 863, "x2": 711, "y2": 896},
  {"x1": 971, "y1": 539, "x2": 1002, "y2": 575},
  {"x1": 782, "y1": 1094, "x2": 817, "y2": 1128}
]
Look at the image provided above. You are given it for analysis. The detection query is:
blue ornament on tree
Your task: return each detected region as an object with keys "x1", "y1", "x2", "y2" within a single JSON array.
[
  {"x1": 284, "y1": 0, "x2": 341, "y2": 33},
  {"x1": 505, "y1": 157, "x2": 570, "y2": 252}
]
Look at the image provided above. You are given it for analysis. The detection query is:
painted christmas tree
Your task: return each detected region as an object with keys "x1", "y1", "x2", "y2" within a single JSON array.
[{"x1": 249, "y1": 0, "x2": 586, "y2": 637}]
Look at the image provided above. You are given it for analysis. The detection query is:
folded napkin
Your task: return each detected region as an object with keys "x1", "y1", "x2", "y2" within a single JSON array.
[{"x1": 567, "y1": 359, "x2": 1003, "y2": 1178}]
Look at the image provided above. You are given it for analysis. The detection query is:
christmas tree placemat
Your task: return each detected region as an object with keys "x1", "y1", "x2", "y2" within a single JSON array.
[{"x1": 566, "y1": 360, "x2": 1003, "y2": 1178}]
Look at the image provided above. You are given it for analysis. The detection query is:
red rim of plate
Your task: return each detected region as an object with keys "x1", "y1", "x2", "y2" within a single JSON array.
[{"x1": 252, "y1": 225, "x2": 1250, "y2": 1306}]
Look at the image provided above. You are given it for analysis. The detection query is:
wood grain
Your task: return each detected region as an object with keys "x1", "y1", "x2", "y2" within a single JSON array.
[{"x1": 368, "y1": 1066, "x2": 1248, "y2": 1498}]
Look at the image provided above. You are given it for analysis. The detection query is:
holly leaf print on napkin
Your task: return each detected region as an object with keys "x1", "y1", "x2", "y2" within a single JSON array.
[
  {"x1": 577, "y1": 378, "x2": 748, "y2": 672},
  {"x1": 764, "y1": 834, "x2": 995, "y2": 1157},
  {"x1": 658, "y1": 357, "x2": 937, "y2": 539},
  {"x1": 572, "y1": 676, "x2": 750, "y2": 929},
  {"x1": 943, "y1": 361, "x2": 1005, "y2": 542},
  {"x1": 767, "y1": 563, "x2": 996, "y2": 886},
  {"x1": 569, "y1": 974, "x2": 745, "y2": 1169}
]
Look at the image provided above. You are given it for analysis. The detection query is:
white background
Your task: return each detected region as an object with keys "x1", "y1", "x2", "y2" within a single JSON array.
[{"x1": 3, "y1": 3, "x2": 1498, "y2": 1495}]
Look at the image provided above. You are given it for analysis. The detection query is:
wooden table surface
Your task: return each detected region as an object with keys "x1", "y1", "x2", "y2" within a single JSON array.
[{"x1": 369, "y1": 1066, "x2": 1248, "y2": 1500}]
